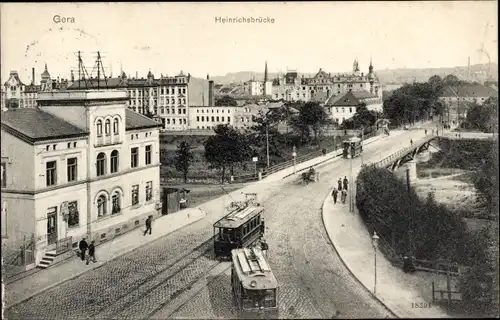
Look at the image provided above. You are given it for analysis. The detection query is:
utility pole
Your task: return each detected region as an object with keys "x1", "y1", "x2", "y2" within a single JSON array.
[
  {"x1": 349, "y1": 151, "x2": 354, "y2": 213},
  {"x1": 266, "y1": 122, "x2": 270, "y2": 168},
  {"x1": 406, "y1": 166, "x2": 413, "y2": 257}
]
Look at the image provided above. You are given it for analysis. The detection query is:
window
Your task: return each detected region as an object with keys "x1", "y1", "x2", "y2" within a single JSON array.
[
  {"x1": 1, "y1": 162, "x2": 6, "y2": 188},
  {"x1": 96, "y1": 120, "x2": 103, "y2": 137},
  {"x1": 145, "y1": 145, "x2": 152, "y2": 165},
  {"x1": 349, "y1": 107, "x2": 352, "y2": 113},
  {"x1": 146, "y1": 181, "x2": 153, "y2": 201},
  {"x1": 105, "y1": 119, "x2": 111, "y2": 136},
  {"x1": 197, "y1": 116, "x2": 200, "y2": 121},
  {"x1": 111, "y1": 150, "x2": 119, "y2": 173},
  {"x1": 67, "y1": 157, "x2": 78, "y2": 182},
  {"x1": 97, "y1": 194, "x2": 107, "y2": 217},
  {"x1": 131, "y1": 147, "x2": 138, "y2": 168},
  {"x1": 113, "y1": 118, "x2": 119, "y2": 135},
  {"x1": 46, "y1": 161, "x2": 57, "y2": 186},
  {"x1": 96, "y1": 152, "x2": 106, "y2": 176},
  {"x1": 112, "y1": 192, "x2": 121, "y2": 214},
  {"x1": 132, "y1": 185, "x2": 139, "y2": 205},
  {"x1": 211, "y1": 116, "x2": 214, "y2": 122},
  {"x1": 67, "y1": 201, "x2": 79, "y2": 227}
]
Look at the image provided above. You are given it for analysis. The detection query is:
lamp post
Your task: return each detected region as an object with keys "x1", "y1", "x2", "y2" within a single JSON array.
[
  {"x1": 292, "y1": 145, "x2": 297, "y2": 174},
  {"x1": 349, "y1": 148, "x2": 354, "y2": 213},
  {"x1": 372, "y1": 231, "x2": 380, "y2": 294}
]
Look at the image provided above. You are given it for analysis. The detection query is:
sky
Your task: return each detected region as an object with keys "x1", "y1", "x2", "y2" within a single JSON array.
[{"x1": 1, "y1": 2, "x2": 498, "y2": 84}]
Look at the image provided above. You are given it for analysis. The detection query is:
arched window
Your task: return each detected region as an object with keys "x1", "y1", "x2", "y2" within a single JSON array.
[
  {"x1": 110, "y1": 150, "x2": 119, "y2": 173},
  {"x1": 96, "y1": 152, "x2": 106, "y2": 176},
  {"x1": 105, "y1": 119, "x2": 111, "y2": 136},
  {"x1": 113, "y1": 118, "x2": 119, "y2": 135},
  {"x1": 112, "y1": 192, "x2": 121, "y2": 214},
  {"x1": 97, "y1": 194, "x2": 107, "y2": 217},
  {"x1": 96, "y1": 120, "x2": 103, "y2": 137}
]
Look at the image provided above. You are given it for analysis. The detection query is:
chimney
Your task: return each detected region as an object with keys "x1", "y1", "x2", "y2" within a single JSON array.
[
  {"x1": 32, "y1": 67, "x2": 35, "y2": 85},
  {"x1": 209, "y1": 80, "x2": 215, "y2": 107}
]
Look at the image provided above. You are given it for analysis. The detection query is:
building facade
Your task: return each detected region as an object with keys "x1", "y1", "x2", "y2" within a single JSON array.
[
  {"x1": 67, "y1": 71, "x2": 209, "y2": 132},
  {"x1": 1, "y1": 90, "x2": 162, "y2": 265},
  {"x1": 2, "y1": 65, "x2": 71, "y2": 111},
  {"x1": 325, "y1": 90, "x2": 383, "y2": 125},
  {"x1": 438, "y1": 83, "x2": 498, "y2": 123},
  {"x1": 271, "y1": 59, "x2": 383, "y2": 104}
]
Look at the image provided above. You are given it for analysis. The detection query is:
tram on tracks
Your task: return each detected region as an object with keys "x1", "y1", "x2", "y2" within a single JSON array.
[
  {"x1": 342, "y1": 137, "x2": 363, "y2": 158},
  {"x1": 231, "y1": 247, "x2": 279, "y2": 318},
  {"x1": 213, "y1": 193, "x2": 265, "y2": 259}
]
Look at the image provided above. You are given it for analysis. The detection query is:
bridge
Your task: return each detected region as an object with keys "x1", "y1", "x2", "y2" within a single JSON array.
[
  {"x1": 374, "y1": 134, "x2": 437, "y2": 172},
  {"x1": 372, "y1": 130, "x2": 496, "y2": 181}
]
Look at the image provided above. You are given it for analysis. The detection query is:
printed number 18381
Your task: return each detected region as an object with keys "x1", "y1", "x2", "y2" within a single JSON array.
[{"x1": 412, "y1": 302, "x2": 431, "y2": 308}]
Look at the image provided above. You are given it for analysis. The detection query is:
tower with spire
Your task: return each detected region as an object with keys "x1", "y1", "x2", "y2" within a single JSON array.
[
  {"x1": 40, "y1": 63, "x2": 52, "y2": 91},
  {"x1": 263, "y1": 61, "x2": 268, "y2": 96}
]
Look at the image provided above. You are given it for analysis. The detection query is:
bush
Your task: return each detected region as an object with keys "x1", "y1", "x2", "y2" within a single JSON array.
[{"x1": 356, "y1": 165, "x2": 472, "y2": 264}]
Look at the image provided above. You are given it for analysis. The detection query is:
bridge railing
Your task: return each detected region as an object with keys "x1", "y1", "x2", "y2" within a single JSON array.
[{"x1": 373, "y1": 136, "x2": 435, "y2": 169}]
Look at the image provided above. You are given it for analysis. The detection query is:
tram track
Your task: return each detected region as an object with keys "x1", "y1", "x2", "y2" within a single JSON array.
[{"x1": 89, "y1": 236, "x2": 219, "y2": 319}]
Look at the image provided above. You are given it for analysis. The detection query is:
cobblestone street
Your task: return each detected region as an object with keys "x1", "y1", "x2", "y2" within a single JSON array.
[{"x1": 6, "y1": 132, "x2": 417, "y2": 320}]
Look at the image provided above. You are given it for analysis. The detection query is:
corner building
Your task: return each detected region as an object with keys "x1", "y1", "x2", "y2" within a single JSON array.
[{"x1": 1, "y1": 90, "x2": 162, "y2": 266}]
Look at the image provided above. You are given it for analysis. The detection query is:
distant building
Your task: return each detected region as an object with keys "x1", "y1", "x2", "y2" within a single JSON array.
[
  {"x1": 325, "y1": 90, "x2": 383, "y2": 125},
  {"x1": 2, "y1": 65, "x2": 71, "y2": 111},
  {"x1": 438, "y1": 83, "x2": 498, "y2": 123},
  {"x1": 67, "y1": 71, "x2": 210, "y2": 132},
  {"x1": 1, "y1": 90, "x2": 162, "y2": 267},
  {"x1": 271, "y1": 59, "x2": 383, "y2": 103}
]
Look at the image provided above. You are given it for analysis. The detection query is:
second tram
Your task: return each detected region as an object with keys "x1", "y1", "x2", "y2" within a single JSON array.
[
  {"x1": 213, "y1": 194, "x2": 265, "y2": 258},
  {"x1": 342, "y1": 137, "x2": 363, "y2": 158}
]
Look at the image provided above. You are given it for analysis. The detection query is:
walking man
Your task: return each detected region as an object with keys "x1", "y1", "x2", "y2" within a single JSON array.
[
  {"x1": 337, "y1": 178, "x2": 342, "y2": 191},
  {"x1": 86, "y1": 240, "x2": 97, "y2": 265},
  {"x1": 332, "y1": 188, "x2": 338, "y2": 204},
  {"x1": 144, "y1": 215, "x2": 153, "y2": 236},
  {"x1": 343, "y1": 176, "x2": 348, "y2": 191},
  {"x1": 341, "y1": 190, "x2": 347, "y2": 204},
  {"x1": 410, "y1": 138, "x2": 413, "y2": 146},
  {"x1": 424, "y1": 129, "x2": 427, "y2": 136},
  {"x1": 79, "y1": 237, "x2": 88, "y2": 262},
  {"x1": 260, "y1": 239, "x2": 269, "y2": 257}
]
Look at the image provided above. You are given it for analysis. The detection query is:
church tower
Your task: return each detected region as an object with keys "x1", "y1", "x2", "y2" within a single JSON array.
[{"x1": 353, "y1": 59, "x2": 360, "y2": 76}]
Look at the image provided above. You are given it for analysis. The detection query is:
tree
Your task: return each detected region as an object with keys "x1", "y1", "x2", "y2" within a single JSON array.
[
  {"x1": 341, "y1": 103, "x2": 379, "y2": 131},
  {"x1": 428, "y1": 75, "x2": 443, "y2": 87},
  {"x1": 248, "y1": 110, "x2": 286, "y2": 165},
  {"x1": 215, "y1": 95, "x2": 238, "y2": 107},
  {"x1": 289, "y1": 101, "x2": 331, "y2": 145},
  {"x1": 174, "y1": 141, "x2": 194, "y2": 183},
  {"x1": 443, "y1": 74, "x2": 460, "y2": 85},
  {"x1": 203, "y1": 124, "x2": 251, "y2": 183}
]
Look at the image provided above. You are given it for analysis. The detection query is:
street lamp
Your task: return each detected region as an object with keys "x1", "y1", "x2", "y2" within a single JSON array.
[
  {"x1": 372, "y1": 231, "x2": 380, "y2": 294},
  {"x1": 292, "y1": 145, "x2": 297, "y2": 174},
  {"x1": 266, "y1": 123, "x2": 270, "y2": 168}
]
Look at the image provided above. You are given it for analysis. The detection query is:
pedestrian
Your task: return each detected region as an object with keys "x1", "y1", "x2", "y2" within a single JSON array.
[
  {"x1": 332, "y1": 188, "x2": 338, "y2": 204},
  {"x1": 86, "y1": 240, "x2": 97, "y2": 265},
  {"x1": 343, "y1": 176, "x2": 348, "y2": 191},
  {"x1": 144, "y1": 215, "x2": 152, "y2": 236},
  {"x1": 341, "y1": 190, "x2": 347, "y2": 204},
  {"x1": 260, "y1": 239, "x2": 269, "y2": 257},
  {"x1": 79, "y1": 238, "x2": 88, "y2": 262},
  {"x1": 424, "y1": 129, "x2": 427, "y2": 136},
  {"x1": 337, "y1": 178, "x2": 342, "y2": 191},
  {"x1": 410, "y1": 138, "x2": 413, "y2": 146},
  {"x1": 322, "y1": 148, "x2": 327, "y2": 156}
]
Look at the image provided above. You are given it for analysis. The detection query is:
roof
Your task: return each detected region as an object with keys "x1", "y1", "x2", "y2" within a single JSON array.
[
  {"x1": 231, "y1": 248, "x2": 278, "y2": 290},
  {"x1": 1, "y1": 108, "x2": 87, "y2": 143},
  {"x1": 125, "y1": 109, "x2": 162, "y2": 130},
  {"x1": 329, "y1": 91, "x2": 378, "y2": 107},
  {"x1": 441, "y1": 84, "x2": 497, "y2": 98},
  {"x1": 213, "y1": 205, "x2": 264, "y2": 229},
  {"x1": 4, "y1": 71, "x2": 24, "y2": 87}
]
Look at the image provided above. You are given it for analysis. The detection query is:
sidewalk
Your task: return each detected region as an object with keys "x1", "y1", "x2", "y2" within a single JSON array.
[
  {"x1": 5, "y1": 208, "x2": 206, "y2": 308},
  {"x1": 321, "y1": 134, "x2": 452, "y2": 318}
]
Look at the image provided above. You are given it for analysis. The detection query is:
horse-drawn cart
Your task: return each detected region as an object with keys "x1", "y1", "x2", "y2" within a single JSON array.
[{"x1": 301, "y1": 168, "x2": 318, "y2": 184}]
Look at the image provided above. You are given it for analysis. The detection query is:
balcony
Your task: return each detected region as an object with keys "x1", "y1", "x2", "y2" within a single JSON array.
[{"x1": 95, "y1": 134, "x2": 123, "y2": 147}]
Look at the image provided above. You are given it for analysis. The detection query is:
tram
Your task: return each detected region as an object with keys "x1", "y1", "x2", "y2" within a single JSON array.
[
  {"x1": 231, "y1": 247, "x2": 279, "y2": 318},
  {"x1": 342, "y1": 137, "x2": 363, "y2": 158},
  {"x1": 213, "y1": 193, "x2": 265, "y2": 259}
]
